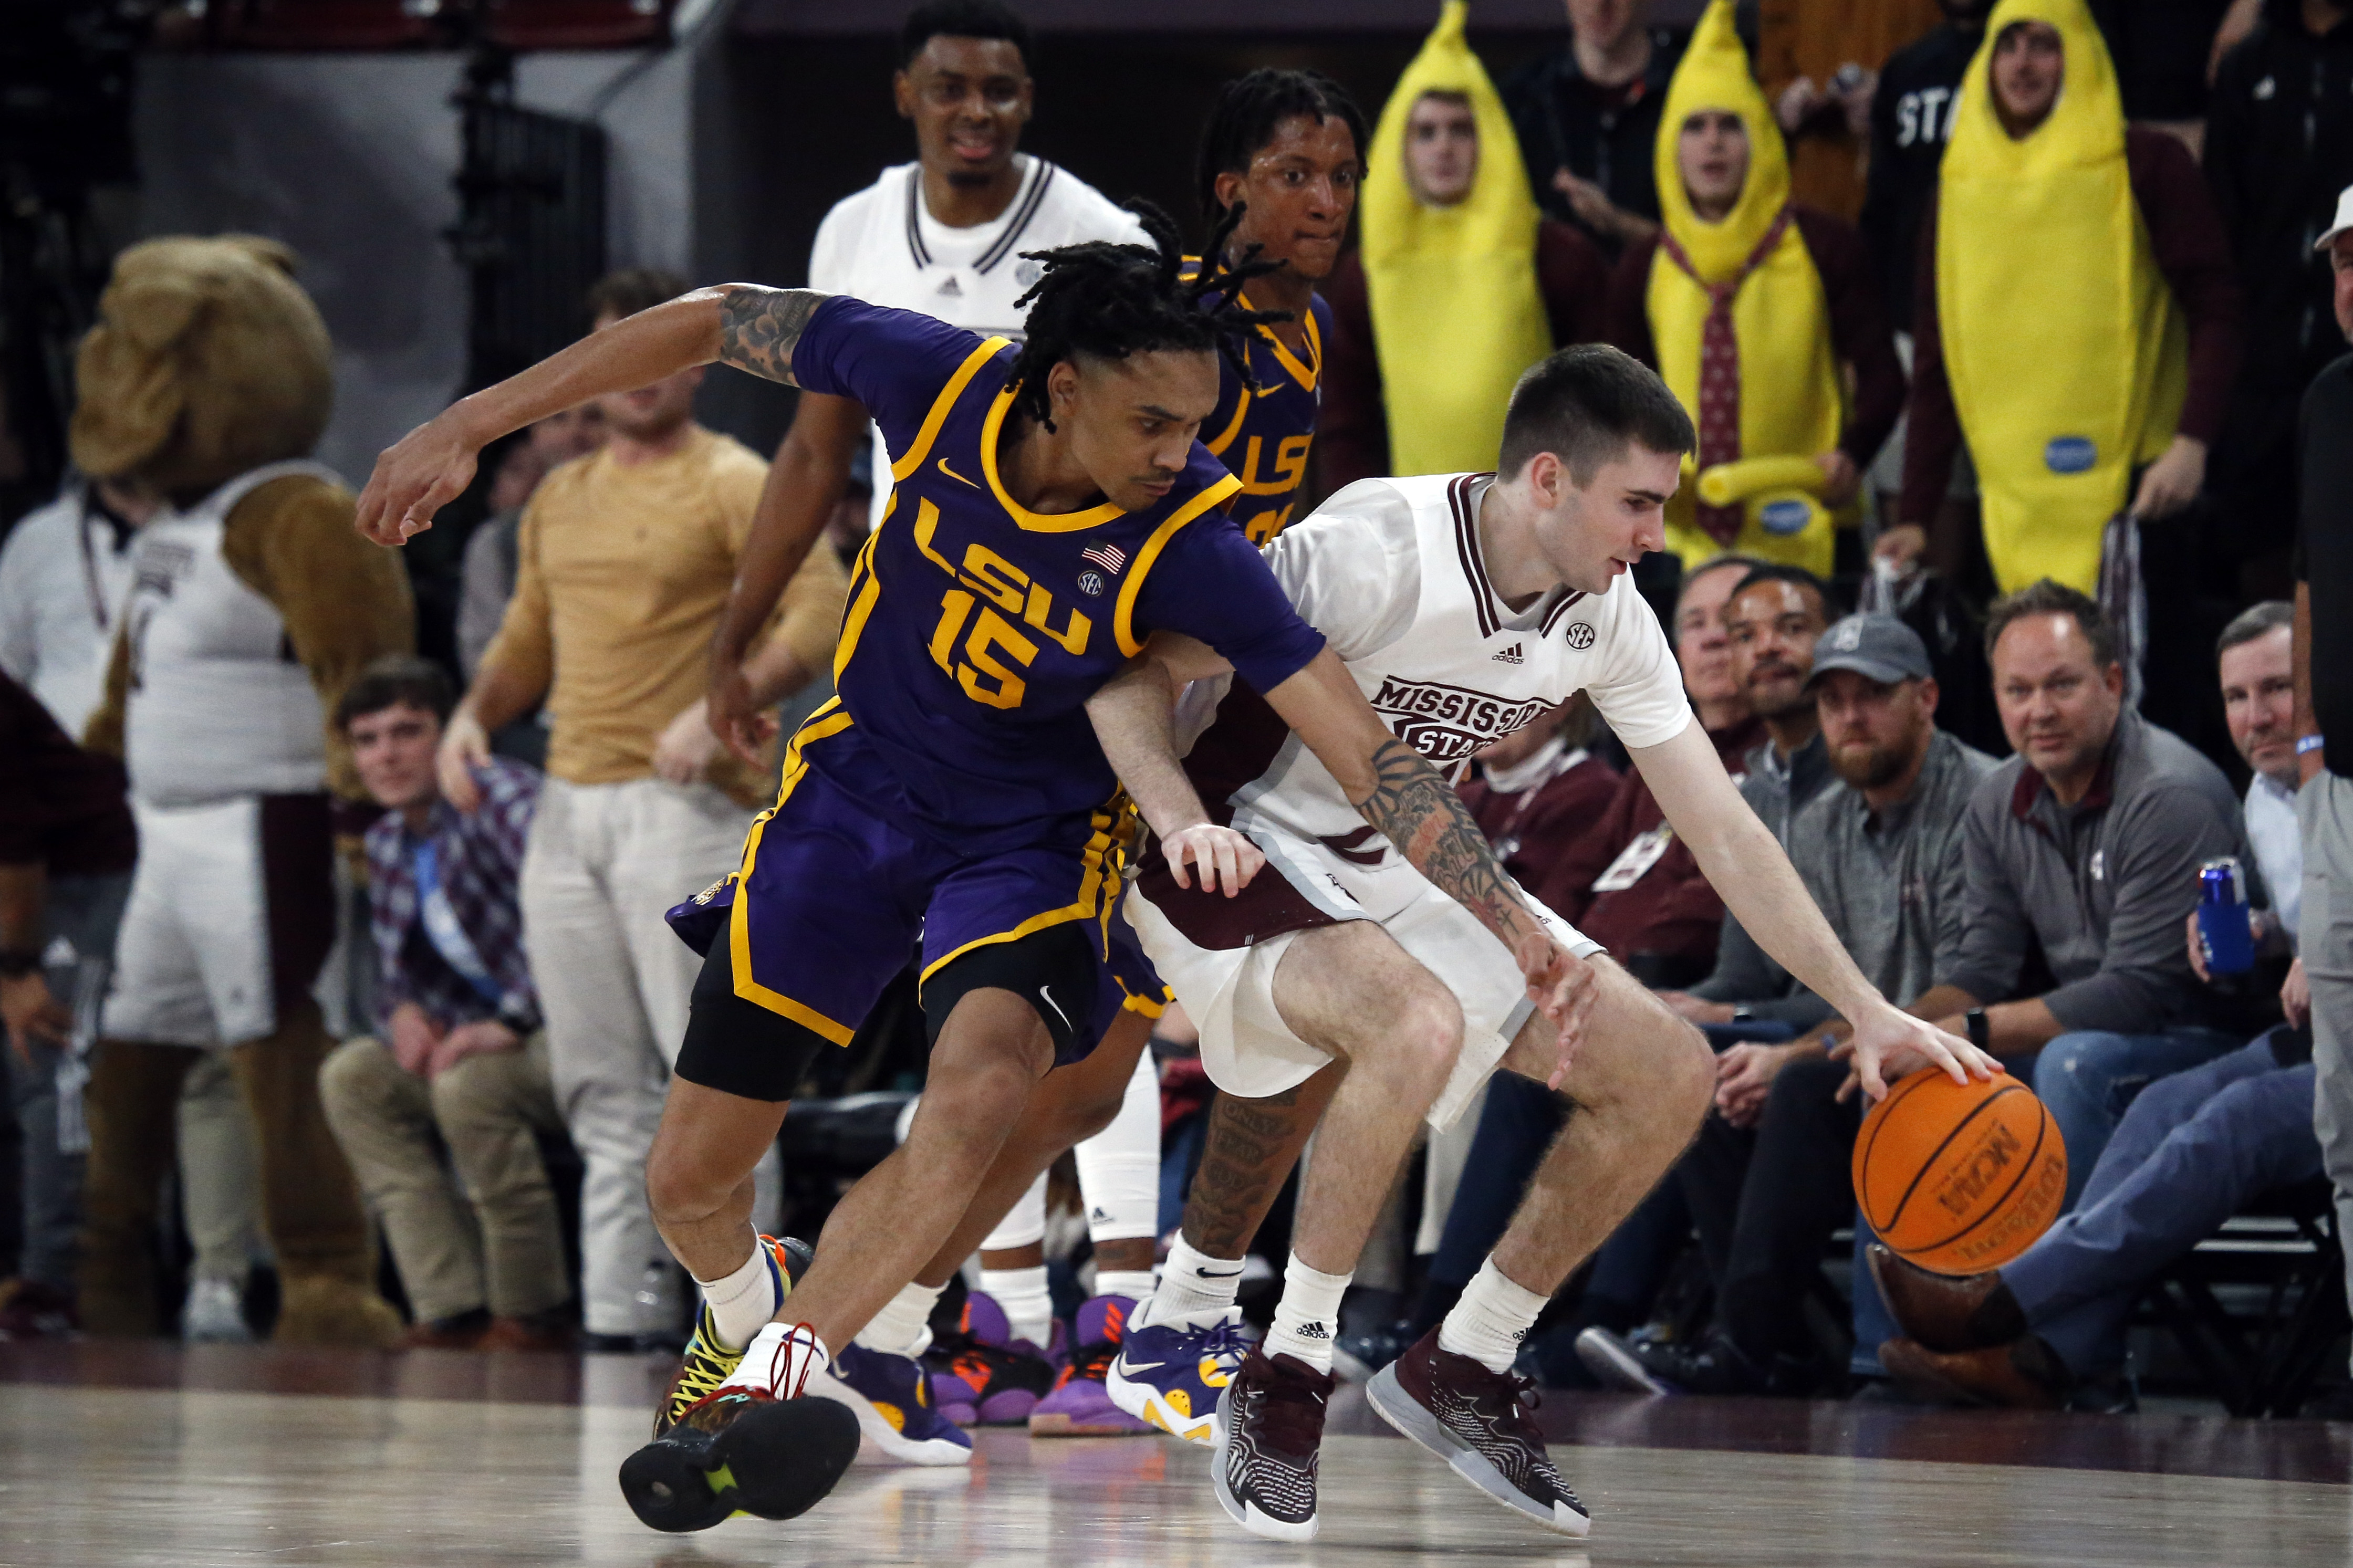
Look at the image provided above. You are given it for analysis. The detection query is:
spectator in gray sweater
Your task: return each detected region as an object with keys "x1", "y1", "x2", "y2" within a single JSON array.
[
  {"x1": 1898, "y1": 580, "x2": 2260, "y2": 1209},
  {"x1": 1579, "y1": 615, "x2": 1997, "y2": 1397}
]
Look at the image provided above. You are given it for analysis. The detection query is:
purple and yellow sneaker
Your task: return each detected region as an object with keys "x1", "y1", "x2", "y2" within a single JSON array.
[
  {"x1": 1031, "y1": 1295, "x2": 1154, "y2": 1436},
  {"x1": 808, "y1": 1341, "x2": 974, "y2": 1466},
  {"x1": 1105, "y1": 1301, "x2": 1251, "y2": 1444},
  {"x1": 923, "y1": 1289, "x2": 1058, "y2": 1427}
]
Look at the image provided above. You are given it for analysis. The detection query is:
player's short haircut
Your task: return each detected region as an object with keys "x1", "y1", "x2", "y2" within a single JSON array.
[
  {"x1": 1005, "y1": 201, "x2": 1286, "y2": 433},
  {"x1": 2216, "y1": 598, "x2": 2293, "y2": 661},
  {"x1": 336, "y1": 654, "x2": 455, "y2": 730},
  {"x1": 585, "y1": 266, "x2": 688, "y2": 325},
  {"x1": 1727, "y1": 562, "x2": 1841, "y2": 621},
  {"x1": 1985, "y1": 577, "x2": 2118, "y2": 667},
  {"x1": 899, "y1": 0, "x2": 1030, "y2": 70},
  {"x1": 1496, "y1": 343, "x2": 1695, "y2": 484},
  {"x1": 1196, "y1": 69, "x2": 1369, "y2": 221}
]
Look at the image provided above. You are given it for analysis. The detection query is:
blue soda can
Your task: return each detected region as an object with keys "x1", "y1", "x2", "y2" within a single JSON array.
[{"x1": 2197, "y1": 858, "x2": 2255, "y2": 976}]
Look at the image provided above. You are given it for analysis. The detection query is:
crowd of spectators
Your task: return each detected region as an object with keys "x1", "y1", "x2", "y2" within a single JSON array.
[{"x1": 1, "y1": 0, "x2": 2351, "y2": 1420}]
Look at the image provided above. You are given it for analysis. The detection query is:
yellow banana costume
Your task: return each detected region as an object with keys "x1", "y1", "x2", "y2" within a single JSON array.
[
  {"x1": 1936, "y1": 0, "x2": 2187, "y2": 594},
  {"x1": 1361, "y1": 1, "x2": 1555, "y2": 477},
  {"x1": 1647, "y1": 0, "x2": 1846, "y2": 576}
]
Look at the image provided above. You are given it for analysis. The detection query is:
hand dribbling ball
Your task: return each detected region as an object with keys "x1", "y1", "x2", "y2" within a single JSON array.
[{"x1": 1852, "y1": 1067, "x2": 2066, "y2": 1275}]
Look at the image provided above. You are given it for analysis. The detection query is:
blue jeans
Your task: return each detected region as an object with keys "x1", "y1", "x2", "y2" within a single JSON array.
[
  {"x1": 2034, "y1": 1027, "x2": 2239, "y2": 1210},
  {"x1": 5, "y1": 872, "x2": 130, "y2": 1289},
  {"x1": 2003, "y1": 1034, "x2": 2320, "y2": 1377}
]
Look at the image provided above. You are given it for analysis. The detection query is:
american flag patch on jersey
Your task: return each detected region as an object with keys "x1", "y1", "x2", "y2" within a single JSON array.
[{"x1": 1080, "y1": 542, "x2": 1128, "y2": 574}]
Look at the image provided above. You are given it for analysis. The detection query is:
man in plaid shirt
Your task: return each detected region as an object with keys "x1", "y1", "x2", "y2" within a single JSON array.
[{"x1": 317, "y1": 655, "x2": 571, "y2": 1350}]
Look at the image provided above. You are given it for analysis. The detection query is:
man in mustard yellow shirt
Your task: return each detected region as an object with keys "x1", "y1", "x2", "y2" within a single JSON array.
[{"x1": 441, "y1": 268, "x2": 847, "y2": 1346}]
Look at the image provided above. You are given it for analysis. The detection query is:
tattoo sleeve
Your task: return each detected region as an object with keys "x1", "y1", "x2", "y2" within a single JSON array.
[
  {"x1": 715, "y1": 286, "x2": 827, "y2": 385},
  {"x1": 1353, "y1": 736, "x2": 1536, "y2": 949}
]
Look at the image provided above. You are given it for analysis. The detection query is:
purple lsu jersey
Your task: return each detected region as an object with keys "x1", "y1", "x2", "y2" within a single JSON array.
[
  {"x1": 789, "y1": 297, "x2": 1327, "y2": 859},
  {"x1": 1192, "y1": 270, "x2": 1330, "y2": 546}
]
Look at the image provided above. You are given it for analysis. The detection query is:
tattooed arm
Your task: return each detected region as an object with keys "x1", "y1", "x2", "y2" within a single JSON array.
[{"x1": 355, "y1": 284, "x2": 827, "y2": 545}]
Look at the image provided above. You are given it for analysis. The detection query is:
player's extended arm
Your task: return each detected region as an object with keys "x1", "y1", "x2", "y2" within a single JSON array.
[
  {"x1": 1258, "y1": 647, "x2": 1595, "y2": 1048},
  {"x1": 710, "y1": 391, "x2": 868, "y2": 764},
  {"x1": 1085, "y1": 635, "x2": 1266, "y2": 898},
  {"x1": 1633, "y1": 720, "x2": 1997, "y2": 1098},
  {"x1": 354, "y1": 285, "x2": 831, "y2": 547}
]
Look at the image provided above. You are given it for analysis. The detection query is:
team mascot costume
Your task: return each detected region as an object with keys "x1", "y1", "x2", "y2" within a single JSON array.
[
  {"x1": 1648, "y1": 0, "x2": 1849, "y2": 577},
  {"x1": 1935, "y1": 0, "x2": 2188, "y2": 597},
  {"x1": 1360, "y1": 0, "x2": 1555, "y2": 478},
  {"x1": 75, "y1": 236, "x2": 413, "y2": 1344}
]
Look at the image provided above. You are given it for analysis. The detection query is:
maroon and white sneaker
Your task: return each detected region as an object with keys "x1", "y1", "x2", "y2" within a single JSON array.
[
  {"x1": 1368, "y1": 1328, "x2": 1590, "y2": 1537},
  {"x1": 1210, "y1": 1348, "x2": 1332, "y2": 1542}
]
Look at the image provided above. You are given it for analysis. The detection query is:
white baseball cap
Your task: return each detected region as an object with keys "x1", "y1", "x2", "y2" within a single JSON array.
[{"x1": 2317, "y1": 183, "x2": 2353, "y2": 251}]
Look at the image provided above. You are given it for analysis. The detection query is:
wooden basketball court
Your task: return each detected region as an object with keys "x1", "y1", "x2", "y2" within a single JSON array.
[{"x1": 3, "y1": 1341, "x2": 2348, "y2": 1566}]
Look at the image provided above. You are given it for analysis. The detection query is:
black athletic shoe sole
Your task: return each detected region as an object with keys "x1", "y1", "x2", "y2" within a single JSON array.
[{"x1": 619, "y1": 1395, "x2": 860, "y2": 1532}]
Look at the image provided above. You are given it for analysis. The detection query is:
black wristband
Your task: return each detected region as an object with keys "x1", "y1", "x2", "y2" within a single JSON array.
[
  {"x1": 0, "y1": 947, "x2": 43, "y2": 979},
  {"x1": 1964, "y1": 1008, "x2": 1990, "y2": 1052}
]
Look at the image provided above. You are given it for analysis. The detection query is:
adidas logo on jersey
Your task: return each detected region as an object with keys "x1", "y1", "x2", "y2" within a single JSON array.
[{"x1": 1491, "y1": 642, "x2": 1525, "y2": 664}]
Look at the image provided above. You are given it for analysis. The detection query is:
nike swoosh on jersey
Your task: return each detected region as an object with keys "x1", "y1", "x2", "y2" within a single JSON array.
[
  {"x1": 938, "y1": 457, "x2": 980, "y2": 488},
  {"x1": 1037, "y1": 984, "x2": 1073, "y2": 1031}
]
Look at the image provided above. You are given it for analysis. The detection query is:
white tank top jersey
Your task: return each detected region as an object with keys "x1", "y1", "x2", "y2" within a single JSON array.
[
  {"x1": 1176, "y1": 473, "x2": 1696, "y2": 860},
  {"x1": 120, "y1": 461, "x2": 340, "y2": 808},
  {"x1": 806, "y1": 154, "x2": 1150, "y2": 529}
]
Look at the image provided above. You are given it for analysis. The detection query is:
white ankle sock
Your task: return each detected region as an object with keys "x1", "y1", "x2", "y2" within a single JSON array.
[
  {"x1": 695, "y1": 1239, "x2": 780, "y2": 1353},
  {"x1": 720, "y1": 1320, "x2": 830, "y2": 1394},
  {"x1": 1263, "y1": 1254, "x2": 1352, "y2": 1374},
  {"x1": 853, "y1": 1280, "x2": 943, "y2": 1359},
  {"x1": 1149, "y1": 1235, "x2": 1244, "y2": 1323},
  {"x1": 1093, "y1": 1268, "x2": 1157, "y2": 1304},
  {"x1": 981, "y1": 1264, "x2": 1055, "y2": 1349},
  {"x1": 1439, "y1": 1258, "x2": 1550, "y2": 1374}
]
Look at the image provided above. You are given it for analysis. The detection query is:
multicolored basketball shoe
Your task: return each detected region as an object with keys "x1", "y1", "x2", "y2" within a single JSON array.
[
  {"x1": 1105, "y1": 1302, "x2": 1251, "y2": 1444},
  {"x1": 1368, "y1": 1328, "x2": 1591, "y2": 1537},
  {"x1": 619, "y1": 1319, "x2": 857, "y2": 1533},
  {"x1": 808, "y1": 1341, "x2": 975, "y2": 1465},
  {"x1": 1030, "y1": 1295, "x2": 1154, "y2": 1435},
  {"x1": 651, "y1": 1235, "x2": 815, "y2": 1442},
  {"x1": 1210, "y1": 1347, "x2": 1332, "y2": 1542},
  {"x1": 923, "y1": 1289, "x2": 1059, "y2": 1427}
]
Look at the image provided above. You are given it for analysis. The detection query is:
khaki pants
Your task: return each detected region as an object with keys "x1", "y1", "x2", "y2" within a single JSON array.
[
  {"x1": 522, "y1": 776, "x2": 756, "y2": 1336},
  {"x1": 318, "y1": 1034, "x2": 568, "y2": 1324}
]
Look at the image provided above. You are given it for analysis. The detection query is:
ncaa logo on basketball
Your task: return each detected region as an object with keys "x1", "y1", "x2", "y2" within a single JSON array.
[
  {"x1": 1077, "y1": 569, "x2": 1106, "y2": 598},
  {"x1": 1564, "y1": 621, "x2": 1596, "y2": 651}
]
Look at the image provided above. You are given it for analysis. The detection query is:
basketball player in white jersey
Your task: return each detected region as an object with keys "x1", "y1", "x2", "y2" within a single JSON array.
[
  {"x1": 1087, "y1": 345, "x2": 1997, "y2": 1541},
  {"x1": 696, "y1": 0, "x2": 1165, "y2": 1438}
]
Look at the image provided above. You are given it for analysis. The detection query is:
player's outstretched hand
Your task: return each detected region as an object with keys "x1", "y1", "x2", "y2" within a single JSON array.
[
  {"x1": 1162, "y1": 824, "x2": 1264, "y2": 897},
  {"x1": 1519, "y1": 937, "x2": 1598, "y2": 1090},
  {"x1": 1835, "y1": 1003, "x2": 2000, "y2": 1103},
  {"x1": 355, "y1": 410, "x2": 481, "y2": 546}
]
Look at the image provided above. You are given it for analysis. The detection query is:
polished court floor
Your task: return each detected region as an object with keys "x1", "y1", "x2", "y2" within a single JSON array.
[{"x1": 4, "y1": 1343, "x2": 2351, "y2": 1566}]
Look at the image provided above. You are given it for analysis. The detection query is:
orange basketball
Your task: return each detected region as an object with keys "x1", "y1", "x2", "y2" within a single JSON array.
[{"x1": 1852, "y1": 1067, "x2": 2067, "y2": 1276}]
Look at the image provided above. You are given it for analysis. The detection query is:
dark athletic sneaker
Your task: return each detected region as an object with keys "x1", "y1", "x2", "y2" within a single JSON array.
[
  {"x1": 1210, "y1": 1349, "x2": 1332, "y2": 1542},
  {"x1": 1369, "y1": 1329, "x2": 1590, "y2": 1538},
  {"x1": 619, "y1": 1372, "x2": 860, "y2": 1532}
]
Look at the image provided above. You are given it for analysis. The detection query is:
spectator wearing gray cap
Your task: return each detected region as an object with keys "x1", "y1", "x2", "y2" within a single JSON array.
[{"x1": 1579, "y1": 614, "x2": 1998, "y2": 1397}]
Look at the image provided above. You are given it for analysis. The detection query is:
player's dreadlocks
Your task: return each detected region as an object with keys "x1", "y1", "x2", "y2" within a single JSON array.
[{"x1": 1006, "y1": 200, "x2": 1287, "y2": 433}]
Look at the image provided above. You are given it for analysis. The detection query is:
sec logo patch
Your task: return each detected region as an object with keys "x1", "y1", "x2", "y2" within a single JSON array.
[{"x1": 1565, "y1": 622, "x2": 1596, "y2": 650}]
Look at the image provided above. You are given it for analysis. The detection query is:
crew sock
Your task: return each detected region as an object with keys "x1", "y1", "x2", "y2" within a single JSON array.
[
  {"x1": 695, "y1": 1240, "x2": 782, "y2": 1353},
  {"x1": 1263, "y1": 1253, "x2": 1352, "y2": 1374},
  {"x1": 853, "y1": 1279, "x2": 945, "y2": 1359},
  {"x1": 1143, "y1": 1234, "x2": 1246, "y2": 1324},
  {"x1": 982, "y1": 1264, "x2": 1056, "y2": 1349},
  {"x1": 1438, "y1": 1258, "x2": 1550, "y2": 1374}
]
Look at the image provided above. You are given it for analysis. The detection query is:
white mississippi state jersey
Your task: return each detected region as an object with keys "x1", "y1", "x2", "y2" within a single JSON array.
[
  {"x1": 119, "y1": 462, "x2": 340, "y2": 808},
  {"x1": 1176, "y1": 472, "x2": 1694, "y2": 860},
  {"x1": 807, "y1": 155, "x2": 1149, "y2": 528}
]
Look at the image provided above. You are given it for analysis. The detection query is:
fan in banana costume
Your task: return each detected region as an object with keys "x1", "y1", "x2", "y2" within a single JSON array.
[{"x1": 1631, "y1": 0, "x2": 1902, "y2": 577}]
